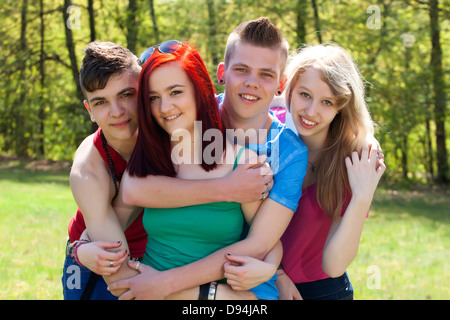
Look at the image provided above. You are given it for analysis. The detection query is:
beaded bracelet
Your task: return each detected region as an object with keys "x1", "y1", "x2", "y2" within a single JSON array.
[
  {"x1": 68, "y1": 240, "x2": 89, "y2": 267},
  {"x1": 73, "y1": 242, "x2": 87, "y2": 267}
]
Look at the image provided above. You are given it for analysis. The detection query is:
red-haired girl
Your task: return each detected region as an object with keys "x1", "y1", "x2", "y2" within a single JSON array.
[{"x1": 113, "y1": 41, "x2": 279, "y2": 300}]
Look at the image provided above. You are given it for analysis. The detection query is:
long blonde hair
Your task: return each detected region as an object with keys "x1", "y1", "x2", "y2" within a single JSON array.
[{"x1": 285, "y1": 44, "x2": 374, "y2": 218}]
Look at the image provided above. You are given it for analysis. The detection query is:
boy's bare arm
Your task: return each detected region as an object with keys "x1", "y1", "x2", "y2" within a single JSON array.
[{"x1": 69, "y1": 137, "x2": 138, "y2": 290}]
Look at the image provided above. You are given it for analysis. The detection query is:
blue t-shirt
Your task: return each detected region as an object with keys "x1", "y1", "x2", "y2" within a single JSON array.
[
  {"x1": 217, "y1": 93, "x2": 308, "y2": 211},
  {"x1": 248, "y1": 113, "x2": 307, "y2": 211},
  {"x1": 217, "y1": 93, "x2": 308, "y2": 300}
]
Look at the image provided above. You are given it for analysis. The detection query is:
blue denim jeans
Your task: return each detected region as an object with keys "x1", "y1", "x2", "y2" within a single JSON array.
[
  {"x1": 295, "y1": 272, "x2": 354, "y2": 300},
  {"x1": 62, "y1": 251, "x2": 117, "y2": 300}
]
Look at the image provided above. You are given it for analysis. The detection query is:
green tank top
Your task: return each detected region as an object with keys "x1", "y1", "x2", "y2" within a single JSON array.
[{"x1": 141, "y1": 147, "x2": 247, "y2": 271}]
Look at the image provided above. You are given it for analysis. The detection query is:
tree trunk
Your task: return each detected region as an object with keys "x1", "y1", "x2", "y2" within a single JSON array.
[
  {"x1": 88, "y1": 0, "x2": 96, "y2": 42},
  {"x1": 14, "y1": 0, "x2": 29, "y2": 156},
  {"x1": 63, "y1": 0, "x2": 84, "y2": 104},
  {"x1": 38, "y1": 0, "x2": 45, "y2": 156},
  {"x1": 206, "y1": 0, "x2": 219, "y2": 66},
  {"x1": 295, "y1": 0, "x2": 307, "y2": 45},
  {"x1": 401, "y1": 135, "x2": 408, "y2": 180},
  {"x1": 425, "y1": 117, "x2": 434, "y2": 181},
  {"x1": 87, "y1": 0, "x2": 98, "y2": 133},
  {"x1": 126, "y1": 0, "x2": 139, "y2": 54},
  {"x1": 149, "y1": 0, "x2": 159, "y2": 42},
  {"x1": 429, "y1": 0, "x2": 448, "y2": 183},
  {"x1": 311, "y1": 0, "x2": 322, "y2": 43}
]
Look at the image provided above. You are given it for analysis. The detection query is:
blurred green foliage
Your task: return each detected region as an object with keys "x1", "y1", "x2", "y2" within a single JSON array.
[{"x1": 0, "y1": 0, "x2": 448, "y2": 183}]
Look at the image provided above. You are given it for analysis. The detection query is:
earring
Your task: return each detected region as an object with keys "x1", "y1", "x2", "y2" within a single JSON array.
[
  {"x1": 277, "y1": 90, "x2": 282, "y2": 96},
  {"x1": 90, "y1": 115, "x2": 95, "y2": 122},
  {"x1": 219, "y1": 79, "x2": 224, "y2": 84}
]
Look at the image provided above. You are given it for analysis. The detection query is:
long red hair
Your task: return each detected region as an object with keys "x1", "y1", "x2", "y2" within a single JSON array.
[{"x1": 127, "y1": 42, "x2": 225, "y2": 177}]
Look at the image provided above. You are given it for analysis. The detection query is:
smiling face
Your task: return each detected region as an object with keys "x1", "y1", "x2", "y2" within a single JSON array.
[
  {"x1": 148, "y1": 61, "x2": 197, "y2": 137},
  {"x1": 289, "y1": 68, "x2": 340, "y2": 148},
  {"x1": 220, "y1": 42, "x2": 284, "y2": 125},
  {"x1": 84, "y1": 71, "x2": 139, "y2": 145}
]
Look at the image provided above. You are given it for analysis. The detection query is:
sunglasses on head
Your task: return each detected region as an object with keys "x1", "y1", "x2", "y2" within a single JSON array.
[{"x1": 138, "y1": 40, "x2": 182, "y2": 66}]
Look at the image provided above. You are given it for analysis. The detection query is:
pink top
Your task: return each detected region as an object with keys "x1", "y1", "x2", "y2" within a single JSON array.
[
  {"x1": 280, "y1": 184, "x2": 351, "y2": 283},
  {"x1": 272, "y1": 106, "x2": 367, "y2": 284},
  {"x1": 270, "y1": 107, "x2": 286, "y2": 123}
]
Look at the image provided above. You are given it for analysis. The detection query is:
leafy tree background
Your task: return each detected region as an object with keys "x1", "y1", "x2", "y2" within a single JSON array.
[{"x1": 0, "y1": 0, "x2": 448, "y2": 184}]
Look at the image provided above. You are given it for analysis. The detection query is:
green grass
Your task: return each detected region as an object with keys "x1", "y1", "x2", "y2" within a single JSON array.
[
  {"x1": 347, "y1": 187, "x2": 450, "y2": 300},
  {"x1": 0, "y1": 160, "x2": 75, "y2": 299},
  {"x1": 0, "y1": 158, "x2": 448, "y2": 299}
]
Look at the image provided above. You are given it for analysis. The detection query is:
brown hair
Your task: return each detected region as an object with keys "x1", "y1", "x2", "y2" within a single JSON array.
[
  {"x1": 79, "y1": 41, "x2": 141, "y2": 97},
  {"x1": 224, "y1": 17, "x2": 289, "y2": 75}
]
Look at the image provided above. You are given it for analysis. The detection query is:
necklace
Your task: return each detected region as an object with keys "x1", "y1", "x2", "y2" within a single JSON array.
[
  {"x1": 308, "y1": 161, "x2": 316, "y2": 172},
  {"x1": 100, "y1": 132, "x2": 120, "y2": 200}
]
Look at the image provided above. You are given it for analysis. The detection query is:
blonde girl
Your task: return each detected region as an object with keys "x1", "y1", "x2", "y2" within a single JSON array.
[{"x1": 277, "y1": 44, "x2": 386, "y2": 300}]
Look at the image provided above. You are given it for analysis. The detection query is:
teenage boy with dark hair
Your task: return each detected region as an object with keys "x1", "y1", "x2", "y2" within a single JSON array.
[{"x1": 63, "y1": 41, "x2": 144, "y2": 300}]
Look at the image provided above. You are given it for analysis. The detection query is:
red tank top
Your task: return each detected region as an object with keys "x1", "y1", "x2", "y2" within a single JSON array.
[{"x1": 67, "y1": 128, "x2": 147, "y2": 259}]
